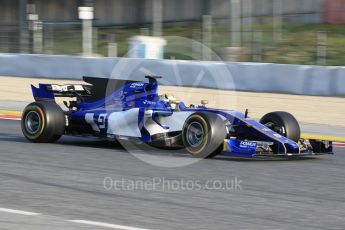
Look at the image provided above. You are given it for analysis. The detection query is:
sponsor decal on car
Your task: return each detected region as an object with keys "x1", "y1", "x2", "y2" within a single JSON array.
[
  {"x1": 130, "y1": 82, "x2": 145, "y2": 88},
  {"x1": 143, "y1": 100, "x2": 156, "y2": 105},
  {"x1": 240, "y1": 141, "x2": 257, "y2": 148}
]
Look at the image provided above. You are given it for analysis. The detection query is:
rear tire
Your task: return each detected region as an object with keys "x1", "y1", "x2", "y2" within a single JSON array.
[
  {"x1": 260, "y1": 111, "x2": 300, "y2": 142},
  {"x1": 21, "y1": 102, "x2": 66, "y2": 143},
  {"x1": 182, "y1": 113, "x2": 227, "y2": 158}
]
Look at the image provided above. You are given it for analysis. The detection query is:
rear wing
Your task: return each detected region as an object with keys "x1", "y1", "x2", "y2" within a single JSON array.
[
  {"x1": 31, "y1": 83, "x2": 91, "y2": 101},
  {"x1": 31, "y1": 76, "x2": 147, "y2": 102}
]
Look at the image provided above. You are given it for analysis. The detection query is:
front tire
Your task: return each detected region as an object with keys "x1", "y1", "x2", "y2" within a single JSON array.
[
  {"x1": 182, "y1": 113, "x2": 227, "y2": 158},
  {"x1": 21, "y1": 102, "x2": 66, "y2": 143},
  {"x1": 260, "y1": 111, "x2": 300, "y2": 142}
]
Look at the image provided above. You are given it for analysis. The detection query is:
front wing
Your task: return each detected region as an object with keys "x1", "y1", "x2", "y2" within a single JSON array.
[{"x1": 223, "y1": 139, "x2": 333, "y2": 158}]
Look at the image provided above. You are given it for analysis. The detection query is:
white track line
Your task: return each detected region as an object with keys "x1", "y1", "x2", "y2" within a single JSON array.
[
  {"x1": 0, "y1": 208, "x2": 41, "y2": 216},
  {"x1": 334, "y1": 143, "x2": 345, "y2": 147},
  {"x1": 68, "y1": 220, "x2": 150, "y2": 230},
  {"x1": 0, "y1": 117, "x2": 21, "y2": 121}
]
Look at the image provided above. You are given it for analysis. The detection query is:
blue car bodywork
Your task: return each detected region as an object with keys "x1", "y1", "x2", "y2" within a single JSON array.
[{"x1": 29, "y1": 76, "x2": 333, "y2": 158}]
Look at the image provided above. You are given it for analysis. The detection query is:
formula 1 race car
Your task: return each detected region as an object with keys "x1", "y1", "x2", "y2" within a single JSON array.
[{"x1": 21, "y1": 76, "x2": 333, "y2": 158}]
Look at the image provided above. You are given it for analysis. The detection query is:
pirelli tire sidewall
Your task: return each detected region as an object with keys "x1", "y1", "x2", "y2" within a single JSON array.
[
  {"x1": 21, "y1": 102, "x2": 65, "y2": 143},
  {"x1": 182, "y1": 112, "x2": 227, "y2": 158}
]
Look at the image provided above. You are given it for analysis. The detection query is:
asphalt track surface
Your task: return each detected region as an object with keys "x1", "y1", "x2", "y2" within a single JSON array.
[{"x1": 0, "y1": 119, "x2": 344, "y2": 230}]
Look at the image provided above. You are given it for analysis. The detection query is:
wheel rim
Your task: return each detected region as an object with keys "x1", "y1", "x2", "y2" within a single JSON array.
[
  {"x1": 25, "y1": 111, "x2": 41, "y2": 135},
  {"x1": 186, "y1": 121, "x2": 205, "y2": 148},
  {"x1": 265, "y1": 122, "x2": 286, "y2": 136}
]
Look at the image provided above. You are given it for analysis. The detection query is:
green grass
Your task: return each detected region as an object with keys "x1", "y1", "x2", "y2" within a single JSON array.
[{"x1": 47, "y1": 23, "x2": 345, "y2": 66}]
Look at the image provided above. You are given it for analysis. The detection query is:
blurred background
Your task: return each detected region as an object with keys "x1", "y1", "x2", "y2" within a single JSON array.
[{"x1": 0, "y1": 0, "x2": 344, "y2": 65}]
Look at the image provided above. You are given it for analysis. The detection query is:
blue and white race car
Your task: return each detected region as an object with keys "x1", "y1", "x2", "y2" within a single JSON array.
[{"x1": 21, "y1": 76, "x2": 333, "y2": 158}]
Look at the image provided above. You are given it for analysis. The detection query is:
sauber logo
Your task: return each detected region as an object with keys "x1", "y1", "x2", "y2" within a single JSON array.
[{"x1": 240, "y1": 141, "x2": 257, "y2": 148}]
